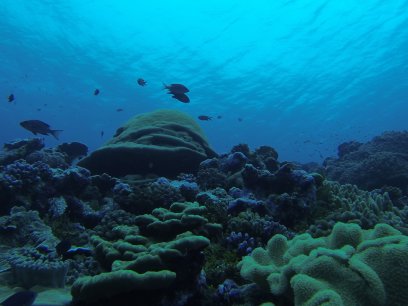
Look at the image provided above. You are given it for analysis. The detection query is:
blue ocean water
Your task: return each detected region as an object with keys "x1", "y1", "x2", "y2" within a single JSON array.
[{"x1": 1, "y1": 0, "x2": 407, "y2": 162}]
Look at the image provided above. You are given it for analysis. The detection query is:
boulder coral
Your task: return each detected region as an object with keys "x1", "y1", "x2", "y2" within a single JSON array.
[
  {"x1": 324, "y1": 131, "x2": 408, "y2": 193},
  {"x1": 239, "y1": 222, "x2": 408, "y2": 305},
  {"x1": 78, "y1": 109, "x2": 217, "y2": 177}
]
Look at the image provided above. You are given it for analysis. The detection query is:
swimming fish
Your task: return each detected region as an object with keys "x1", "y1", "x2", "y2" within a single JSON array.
[
  {"x1": 116, "y1": 108, "x2": 124, "y2": 112},
  {"x1": 7, "y1": 94, "x2": 14, "y2": 103},
  {"x1": 94, "y1": 89, "x2": 100, "y2": 96},
  {"x1": 101, "y1": 131, "x2": 104, "y2": 138},
  {"x1": 198, "y1": 115, "x2": 212, "y2": 121},
  {"x1": 217, "y1": 115, "x2": 222, "y2": 119},
  {"x1": 20, "y1": 120, "x2": 63, "y2": 140},
  {"x1": 56, "y1": 239, "x2": 71, "y2": 259},
  {"x1": 163, "y1": 83, "x2": 189, "y2": 94},
  {"x1": 238, "y1": 118, "x2": 243, "y2": 122},
  {"x1": 137, "y1": 78, "x2": 147, "y2": 86},
  {"x1": 0, "y1": 291, "x2": 37, "y2": 306},
  {"x1": 171, "y1": 93, "x2": 190, "y2": 103}
]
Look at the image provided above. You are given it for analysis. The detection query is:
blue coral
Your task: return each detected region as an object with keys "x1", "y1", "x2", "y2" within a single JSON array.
[
  {"x1": 0, "y1": 159, "x2": 52, "y2": 191},
  {"x1": 221, "y1": 152, "x2": 248, "y2": 172},
  {"x1": 112, "y1": 181, "x2": 132, "y2": 196},
  {"x1": 228, "y1": 197, "x2": 265, "y2": 214},
  {"x1": 215, "y1": 279, "x2": 241, "y2": 303},
  {"x1": 54, "y1": 166, "x2": 91, "y2": 193}
]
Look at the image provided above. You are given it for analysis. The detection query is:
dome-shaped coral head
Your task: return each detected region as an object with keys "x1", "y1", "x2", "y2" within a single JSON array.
[{"x1": 78, "y1": 109, "x2": 217, "y2": 178}]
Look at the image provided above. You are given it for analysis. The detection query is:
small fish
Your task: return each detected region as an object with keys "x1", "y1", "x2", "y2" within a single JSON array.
[
  {"x1": 36, "y1": 108, "x2": 41, "y2": 111},
  {"x1": 101, "y1": 131, "x2": 104, "y2": 138},
  {"x1": 7, "y1": 94, "x2": 14, "y2": 103},
  {"x1": 64, "y1": 246, "x2": 93, "y2": 259},
  {"x1": 56, "y1": 239, "x2": 71, "y2": 258},
  {"x1": 238, "y1": 118, "x2": 243, "y2": 122},
  {"x1": 137, "y1": 78, "x2": 147, "y2": 86},
  {"x1": 171, "y1": 93, "x2": 190, "y2": 103},
  {"x1": 0, "y1": 291, "x2": 37, "y2": 306},
  {"x1": 20, "y1": 120, "x2": 63, "y2": 140},
  {"x1": 217, "y1": 115, "x2": 222, "y2": 119},
  {"x1": 116, "y1": 108, "x2": 124, "y2": 112},
  {"x1": 198, "y1": 115, "x2": 212, "y2": 121},
  {"x1": 94, "y1": 89, "x2": 100, "y2": 96},
  {"x1": 163, "y1": 83, "x2": 189, "y2": 94}
]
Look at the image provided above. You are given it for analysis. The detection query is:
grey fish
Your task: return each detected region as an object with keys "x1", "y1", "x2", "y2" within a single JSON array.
[
  {"x1": 163, "y1": 83, "x2": 189, "y2": 94},
  {"x1": 20, "y1": 120, "x2": 63, "y2": 140},
  {"x1": 1, "y1": 291, "x2": 37, "y2": 306}
]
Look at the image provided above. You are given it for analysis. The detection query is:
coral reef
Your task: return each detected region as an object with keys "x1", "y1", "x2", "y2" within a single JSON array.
[{"x1": 0, "y1": 131, "x2": 407, "y2": 305}]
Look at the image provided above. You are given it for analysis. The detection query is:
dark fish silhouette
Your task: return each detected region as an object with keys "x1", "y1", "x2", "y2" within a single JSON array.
[
  {"x1": 101, "y1": 131, "x2": 104, "y2": 138},
  {"x1": 198, "y1": 115, "x2": 212, "y2": 121},
  {"x1": 20, "y1": 120, "x2": 63, "y2": 140},
  {"x1": 163, "y1": 83, "x2": 189, "y2": 94},
  {"x1": 217, "y1": 115, "x2": 222, "y2": 119},
  {"x1": 56, "y1": 240, "x2": 71, "y2": 258},
  {"x1": 171, "y1": 93, "x2": 190, "y2": 103},
  {"x1": 116, "y1": 108, "x2": 124, "y2": 112},
  {"x1": 94, "y1": 89, "x2": 100, "y2": 96},
  {"x1": 238, "y1": 118, "x2": 243, "y2": 122},
  {"x1": 137, "y1": 78, "x2": 147, "y2": 86},
  {"x1": 0, "y1": 291, "x2": 37, "y2": 306},
  {"x1": 8, "y1": 94, "x2": 14, "y2": 103}
]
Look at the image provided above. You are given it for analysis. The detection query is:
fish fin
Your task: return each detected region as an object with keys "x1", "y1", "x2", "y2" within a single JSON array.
[
  {"x1": 50, "y1": 130, "x2": 63, "y2": 140},
  {"x1": 162, "y1": 82, "x2": 168, "y2": 90}
]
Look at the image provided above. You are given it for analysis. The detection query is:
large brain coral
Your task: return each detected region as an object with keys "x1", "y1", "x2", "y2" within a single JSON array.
[{"x1": 78, "y1": 109, "x2": 217, "y2": 177}]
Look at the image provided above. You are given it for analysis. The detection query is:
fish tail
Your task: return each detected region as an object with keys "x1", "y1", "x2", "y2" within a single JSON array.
[{"x1": 50, "y1": 130, "x2": 63, "y2": 140}]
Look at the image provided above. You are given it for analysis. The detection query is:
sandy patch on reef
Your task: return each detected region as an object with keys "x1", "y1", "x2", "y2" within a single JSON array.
[{"x1": 0, "y1": 285, "x2": 72, "y2": 305}]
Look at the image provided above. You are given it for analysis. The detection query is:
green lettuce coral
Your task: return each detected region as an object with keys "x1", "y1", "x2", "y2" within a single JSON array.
[{"x1": 239, "y1": 222, "x2": 408, "y2": 305}]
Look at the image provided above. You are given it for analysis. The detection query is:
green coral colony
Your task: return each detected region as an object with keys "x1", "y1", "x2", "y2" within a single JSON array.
[{"x1": 1, "y1": 110, "x2": 408, "y2": 306}]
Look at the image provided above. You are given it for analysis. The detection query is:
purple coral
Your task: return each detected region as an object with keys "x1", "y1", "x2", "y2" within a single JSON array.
[{"x1": 226, "y1": 231, "x2": 257, "y2": 255}]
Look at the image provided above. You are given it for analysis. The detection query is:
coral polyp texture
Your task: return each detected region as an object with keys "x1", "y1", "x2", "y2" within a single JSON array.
[
  {"x1": 78, "y1": 109, "x2": 217, "y2": 177},
  {"x1": 239, "y1": 222, "x2": 408, "y2": 305}
]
